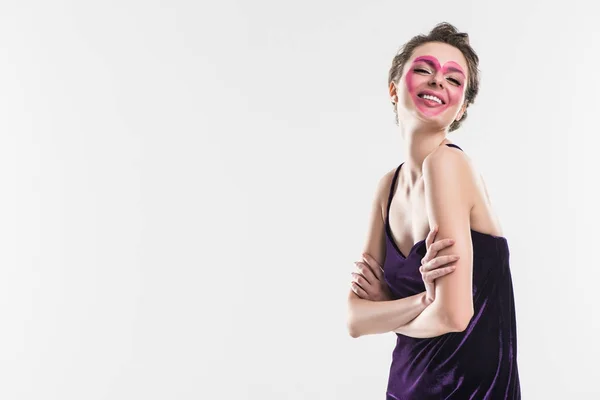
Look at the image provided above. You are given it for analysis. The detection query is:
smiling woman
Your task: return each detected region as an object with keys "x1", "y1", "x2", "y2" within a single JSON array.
[
  {"x1": 346, "y1": 22, "x2": 521, "y2": 399},
  {"x1": 387, "y1": 24, "x2": 480, "y2": 133}
]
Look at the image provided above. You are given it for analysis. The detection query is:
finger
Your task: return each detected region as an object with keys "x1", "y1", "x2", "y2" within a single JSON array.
[
  {"x1": 362, "y1": 253, "x2": 384, "y2": 281},
  {"x1": 422, "y1": 226, "x2": 440, "y2": 265},
  {"x1": 420, "y1": 255, "x2": 459, "y2": 273},
  {"x1": 431, "y1": 238, "x2": 456, "y2": 253},
  {"x1": 351, "y1": 281, "x2": 369, "y2": 299},
  {"x1": 360, "y1": 256, "x2": 382, "y2": 282},
  {"x1": 425, "y1": 224, "x2": 438, "y2": 250},
  {"x1": 424, "y1": 266, "x2": 456, "y2": 282},
  {"x1": 354, "y1": 261, "x2": 376, "y2": 285},
  {"x1": 423, "y1": 238, "x2": 455, "y2": 266},
  {"x1": 420, "y1": 255, "x2": 460, "y2": 272},
  {"x1": 351, "y1": 272, "x2": 372, "y2": 292}
]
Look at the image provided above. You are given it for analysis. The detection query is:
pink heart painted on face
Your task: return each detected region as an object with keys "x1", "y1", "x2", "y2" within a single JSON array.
[{"x1": 405, "y1": 55, "x2": 466, "y2": 118}]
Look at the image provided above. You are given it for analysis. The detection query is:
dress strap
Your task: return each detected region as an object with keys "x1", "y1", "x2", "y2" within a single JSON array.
[
  {"x1": 386, "y1": 163, "x2": 403, "y2": 226},
  {"x1": 445, "y1": 143, "x2": 463, "y2": 151}
]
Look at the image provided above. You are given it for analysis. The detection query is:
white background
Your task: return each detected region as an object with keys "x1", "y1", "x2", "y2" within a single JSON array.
[{"x1": 1, "y1": 0, "x2": 599, "y2": 399}]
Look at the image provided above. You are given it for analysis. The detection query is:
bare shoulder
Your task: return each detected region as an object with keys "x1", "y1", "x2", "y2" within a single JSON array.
[
  {"x1": 422, "y1": 145, "x2": 481, "y2": 214},
  {"x1": 424, "y1": 145, "x2": 503, "y2": 236},
  {"x1": 423, "y1": 145, "x2": 480, "y2": 187}
]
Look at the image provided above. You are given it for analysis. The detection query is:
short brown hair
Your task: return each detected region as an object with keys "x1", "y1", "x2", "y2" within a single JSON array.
[{"x1": 388, "y1": 22, "x2": 480, "y2": 132}]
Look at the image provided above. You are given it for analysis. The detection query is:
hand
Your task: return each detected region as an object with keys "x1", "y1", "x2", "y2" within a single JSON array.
[
  {"x1": 420, "y1": 225, "x2": 460, "y2": 304},
  {"x1": 350, "y1": 253, "x2": 392, "y2": 301}
]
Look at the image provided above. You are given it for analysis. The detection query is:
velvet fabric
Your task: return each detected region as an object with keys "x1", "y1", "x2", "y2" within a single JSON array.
[{"x1": 383, "y1": 144, "x2": 521, "y2": 399}]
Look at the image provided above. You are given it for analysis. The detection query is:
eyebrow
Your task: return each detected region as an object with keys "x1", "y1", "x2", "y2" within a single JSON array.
[{"x1": 413, "y1": 57, "x2": 465, "y2": 76}]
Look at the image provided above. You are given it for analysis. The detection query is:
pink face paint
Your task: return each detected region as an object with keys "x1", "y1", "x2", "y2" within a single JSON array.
[{"x1": 405, "y1": 55, "x2": 466, "y2": 118}]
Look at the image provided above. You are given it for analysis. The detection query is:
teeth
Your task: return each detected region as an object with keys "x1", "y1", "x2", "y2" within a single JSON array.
[{"x1": 421, "y1": 94, "x2": 443, "y2": 104}]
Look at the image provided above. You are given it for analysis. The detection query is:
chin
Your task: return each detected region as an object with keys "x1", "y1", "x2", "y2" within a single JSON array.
[{"x1": 414, "y1": 113, "x2": 453, "y2": 131}]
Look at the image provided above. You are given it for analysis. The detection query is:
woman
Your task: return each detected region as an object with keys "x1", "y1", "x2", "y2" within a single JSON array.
[{"x1": 346, "y1": 23, "x2": 521, "y2": 399}]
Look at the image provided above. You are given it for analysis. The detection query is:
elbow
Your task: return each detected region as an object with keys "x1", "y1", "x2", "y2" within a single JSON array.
[
  {"x1": 430, "y1": 300, "x2": 473, "y2": 333},
  {"x1": 348, "y1": 323, "x2": 360, "y2": 338},
  {"x1": 346, "y1": 315, "x2": 363, "y2": 338},
  {"x1": 444, "y1": 312, "x2": 474, "y2": 332},
  {"x1": 346, "y1": 303, "x2": 363, "y2": 338}
]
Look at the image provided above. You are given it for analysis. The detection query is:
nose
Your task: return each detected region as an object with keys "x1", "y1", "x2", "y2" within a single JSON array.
[{"x1": 428, "y1": 71, "x2": 444, "y2": 89}]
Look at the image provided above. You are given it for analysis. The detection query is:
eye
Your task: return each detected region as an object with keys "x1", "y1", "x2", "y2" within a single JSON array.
[
  {"x1": 447, "y1": 78, "x2": 461, "y2": 86},
  {"x1": 414, "y1": 68, "x2": 430, "y2": 74}
]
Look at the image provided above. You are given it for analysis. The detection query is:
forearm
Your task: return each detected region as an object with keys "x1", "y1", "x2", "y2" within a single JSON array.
[
  {"x1": 347, "y1": 292, "x2": 429, "y2": 337},
  {"x1": 393, "y1": 298, "x2": 456, "y2": 338}
]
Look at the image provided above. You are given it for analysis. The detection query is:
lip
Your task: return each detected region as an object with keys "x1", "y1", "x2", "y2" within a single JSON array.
[{"x1": 417, "y1": 89, "x2": 446, "y2": 105}]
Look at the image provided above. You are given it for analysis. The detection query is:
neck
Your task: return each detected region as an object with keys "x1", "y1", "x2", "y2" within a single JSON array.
[{"x1": 398, "y1": 122, "x2": 450, "y2": 189}]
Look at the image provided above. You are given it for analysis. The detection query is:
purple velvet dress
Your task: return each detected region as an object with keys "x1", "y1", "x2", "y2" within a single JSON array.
[{"x1": 383, "y1": 144, "x2": 521, "y2": 399}]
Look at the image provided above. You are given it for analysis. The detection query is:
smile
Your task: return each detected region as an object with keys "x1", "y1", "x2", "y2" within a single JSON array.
[{"x1": 417, "y1": 93, "x2": 445, "y2": 105}]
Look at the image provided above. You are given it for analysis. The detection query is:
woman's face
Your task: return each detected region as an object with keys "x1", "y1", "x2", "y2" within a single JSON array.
[{"x1": 393, "y1": 42, "x2": 469, "y2": 129}]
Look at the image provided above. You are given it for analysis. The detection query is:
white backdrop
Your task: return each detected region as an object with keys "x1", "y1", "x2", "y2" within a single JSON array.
[{"x1": 1, "y1": 0, "x2": 599, "y2": 399}]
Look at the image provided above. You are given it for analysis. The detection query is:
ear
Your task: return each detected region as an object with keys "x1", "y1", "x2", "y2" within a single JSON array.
[
  {"x1": 456, "y1": 103, "x2": 468, "y2": 121},
  {"x1": 389, "y1": 81, "x2": 398, "y2": 104}
]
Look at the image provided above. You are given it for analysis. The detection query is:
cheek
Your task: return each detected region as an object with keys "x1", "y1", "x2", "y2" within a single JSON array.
[
  {"x1": 405, "y1": 72, "x2": 415, "y2": 94},
  {"x1": 446, "y1": 86, "x2": 465, "y2": 106},
  {"x1": 404, "y1": 71, "x2": 423, "y2": 96}
]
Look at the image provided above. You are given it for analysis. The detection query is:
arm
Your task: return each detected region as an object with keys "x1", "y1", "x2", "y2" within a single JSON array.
[
  {"x1": 347, "y1": 171, "x2": 429, "y2": 338},
  {"x1": 393, "y1": 297, "x2": 460, "y2": 338},
  {"x1": 348, "y1": 290, "x2": 430, "y2": 338},
  {"x1": 394, "y1": 148, "x2": 476, "y2": 338}
]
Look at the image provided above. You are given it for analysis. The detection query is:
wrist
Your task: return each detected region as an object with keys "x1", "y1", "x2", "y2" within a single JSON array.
[{"x1": 422, "y1": 293, "x2": 434, "y2": 307}]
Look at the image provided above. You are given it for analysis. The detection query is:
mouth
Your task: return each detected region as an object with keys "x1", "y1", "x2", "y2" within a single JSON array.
[{"x1": 417, "y1": 91, "x2": 446, "y2": 105}]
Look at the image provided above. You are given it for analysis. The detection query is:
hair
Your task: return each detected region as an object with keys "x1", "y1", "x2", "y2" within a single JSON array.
[{"x1": 388, "y1": 22, "x2": 480, "y2": 132}]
